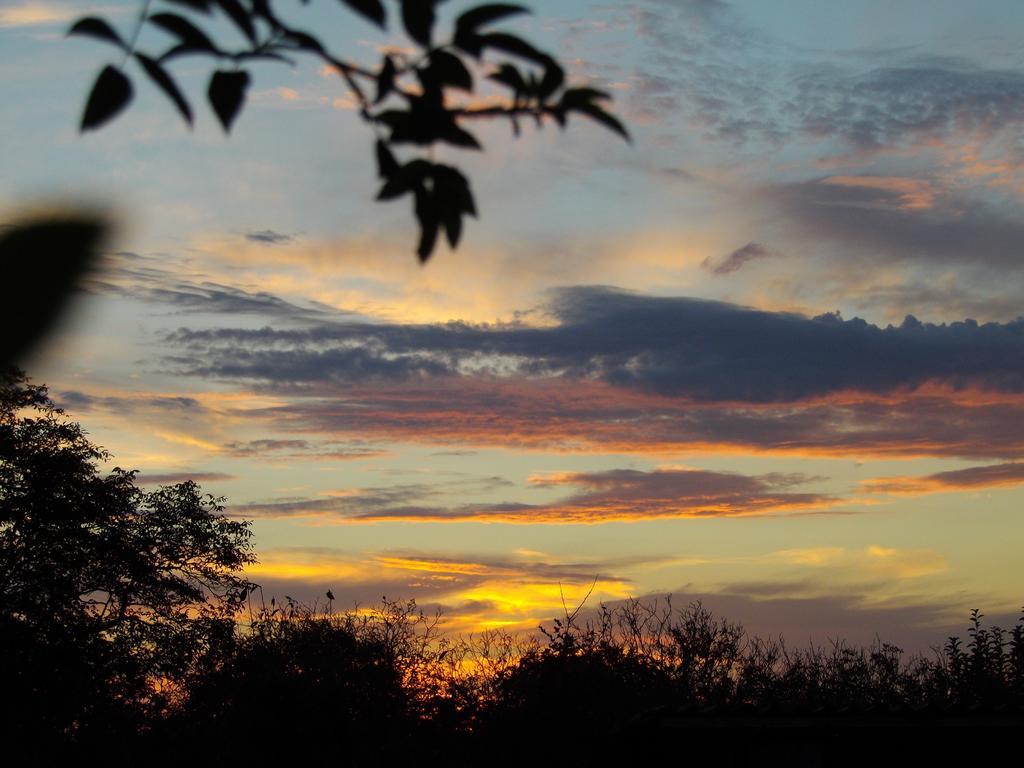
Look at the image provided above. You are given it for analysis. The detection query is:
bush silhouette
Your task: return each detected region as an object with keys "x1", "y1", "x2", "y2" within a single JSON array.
[{"x1": 172, "y1": 600, "x2": 417, "y2": 765}]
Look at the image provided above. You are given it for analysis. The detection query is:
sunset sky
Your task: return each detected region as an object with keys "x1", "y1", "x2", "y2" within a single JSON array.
[{"x1": 4, "y1": 0, "x2": 1024, "y2": 649}]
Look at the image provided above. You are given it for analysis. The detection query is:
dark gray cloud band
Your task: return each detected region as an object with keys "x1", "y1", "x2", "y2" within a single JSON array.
[{"x1": 163, "y1": 287, "x2": 1024, "y2": 403}]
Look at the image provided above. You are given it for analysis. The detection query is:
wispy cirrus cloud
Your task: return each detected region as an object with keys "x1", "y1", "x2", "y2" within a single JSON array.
[
  {"x1": 765, "y1": 177, "x2": 1024, "y2": 270},
  {"x1": 55, "y1": 389, "x2": 210, "y2": 416},
  {"x1": 792, "y1": 64, "x2": 1024, "y2": 154},
  {"x1": 221, "y1": 438, "x2": 384, "y2": 462},
  {"x1": 629, "y1": 1, "x2": 1024, "y2": 155},
  {"x1": 702, "y1": 242, "x2": 775, "y2": 275},
  {"x1": 135, "y1": 471, "x2": 237, "y2": 485},
  {"x1": 246, "y1": 548, "x2": 636, "y2": 631},
  {"x1": 233, "y1": 466, "x2": 835, "y2": 524},
  {"x1": 245, "y1": 229, "x2": 295, "y2": 245},
  {"x1": 819, "y1": 176, "x2": 938, "y2": 211},
  {"x1": 91, "y1": 250, "x2": 342, "y2": 321},
  {"x1": 862, "y1": 462, "x2": 1024, "y2": 496},
  {"x1": 0, "y1": 2, "x2": 77, "y2": 28}
]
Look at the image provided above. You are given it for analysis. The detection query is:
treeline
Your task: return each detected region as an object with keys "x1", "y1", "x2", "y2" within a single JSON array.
[
  {"x1": 10, "y1": 594, "x2": 1024, "y2": 765},
  {"x1": 173, "y1": 599, "x2": 1024, "y2": 767}
]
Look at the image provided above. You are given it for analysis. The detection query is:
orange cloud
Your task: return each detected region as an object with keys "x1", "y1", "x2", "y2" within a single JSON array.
[
  {"x1": 864, "y1": 545, "x2": 947, "y2": 579},
  {"x1": 861, "y1": 462, "x2": 1024, "y2": 496},
  {"x1": 245, "y1": 549, "x2": 635, "y2": 633},
  {"x1": 252, "y1": 379, "x2": 1024, "y2": 460},
  {"x1": 242, "y1": 545, "x2": 953, "y2": 635},
  {"x1": 0, "y1": 3, "x2": 77, "y2": 27},
  {"x1": 234, "y1": 466, "x2": 837, "y2": 524}
]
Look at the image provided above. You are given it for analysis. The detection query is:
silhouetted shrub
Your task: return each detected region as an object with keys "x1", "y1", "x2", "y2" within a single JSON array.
[{"x1": 170, "y1": 600, "x2": 416, "y2": 765}]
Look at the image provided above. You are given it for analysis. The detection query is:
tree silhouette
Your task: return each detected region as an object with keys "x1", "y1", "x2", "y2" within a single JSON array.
[
  {"x1": 0, "y1": 368, "x2": 254, "y2": 753},
  {"x1": 69, "y1": 0, "x2": 629, "y2": 261}
]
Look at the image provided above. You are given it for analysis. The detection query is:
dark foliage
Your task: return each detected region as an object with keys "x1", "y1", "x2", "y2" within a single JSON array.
[
  {"x1": 144, "y1": 595, "x2": 1024, "y2": 766},
  {"x1": 0, "y1": 369, "x2": 254, "y2": 758},
  {"x1": 169, "y1": 599, "x2": 419, "y2": 765},
  {"x1": 69, "y1": 0, "x2": 628, "y2": 262}
]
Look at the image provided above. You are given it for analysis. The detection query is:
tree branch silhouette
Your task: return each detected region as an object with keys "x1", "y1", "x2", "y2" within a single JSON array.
[{"x1": 69, "y1": 0, "x2": 630, "y2": 262}]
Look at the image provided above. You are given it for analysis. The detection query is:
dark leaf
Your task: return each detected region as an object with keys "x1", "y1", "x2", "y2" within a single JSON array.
[
  {"x1": 441, "y1": 124, "x2": 482, "y2": 150},
  {"x1": 375, "y1": 139, "x2": 399, "y2": 178},
  {"x1": 433, "y1": 165, "x2": 476, "y2": 216},
  {"x1": 216, "y1": 0, "x2": 257, "y2": 45},
  {"x1": 453, "y1": 31, "x2": 484, "y2": 58},
  {"x1": 163, "y1": 0, "x2": 214, "y2": 11},
  {"x1": 414, "y1": 189, "x2": 439, "y2": 262},
  {"x1": 477, "y1": 32, "x2": 548, "y2": 65},
  {"x1": 403, "y1": 159, "x2": 436, "y2": 179},
  {"x1": 538, "y1": 57, "x2": 564, "y2": 99},
  {"x1": 377, "y1": 156, "x2": 432, "y2": 199},
  {"x1": 444, "y1": 210, "x2": 462, "y2": 249},
  {"x1": 376, "y1": 55, "x2": 396, "y2": 104},
  {"x1": 415, "y1": 62, "x2": 440, "y2": 98},
  {"x1": 560, "y1": 87, "x2": 611, "y2": 107},
  {"x1": 458, "y1": 184, "x2": 477, "y2": 217},
  {"x1": 488, "y1": 63, "x2": 525, "y2": 93},
  {"x1": 208, "y1": 70, "x2": 250, "y2": 133},
  {"x1": 401, "y1": 0, "x2": 435, "y2": 47},
  {"x1": 285, "y1": 30, "x2": 325, "y2": 53},
  {"x1": 388, "y1": 99, "x2": 450, "y2": 144},
  {"x1": 148, "y1": 13, "x2": 218, "y2": 53},
  {"x1": 456, "y1": 4, "x2": 529, "y2": 35},
  {"x1": 377, "y1": 175, "x2": 411, "y2": 200},
  {"x1": 234, "y1": 50, "x2": 296, "y2": 65},
  {"x1": 461, "y1": 183, "x2": 477, "y2": 216},
  {"x1": 376, "y1": 109, "x2": 409, "y2": 129},
  {"x1": 135, "y1": 53, "x2": 193, "y2": 126},
  {"x1": 427, "y1": 50, "x2": 473, "y2": 91},
  {"x1": 570, "y1": 101, "x2": 630, "y2": 142},
  {"x1": 80, "y1": 65, "x2": 133, "y2": 132},
  {"x1": 158, "y1": 43, "x2": 206, "y2": 63},
  {"x1": 251, "y1": 0, "x2": 282, "y2": 28},
  {"x1": 0, "y1": 216, "x2": 108, "y2": 366},
  {"x1": 67, "y1": 17, "x2": 126, "y2": 49},
  {"x1": 341, "y1": 0, "x2": 387, "y2": 27}
]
